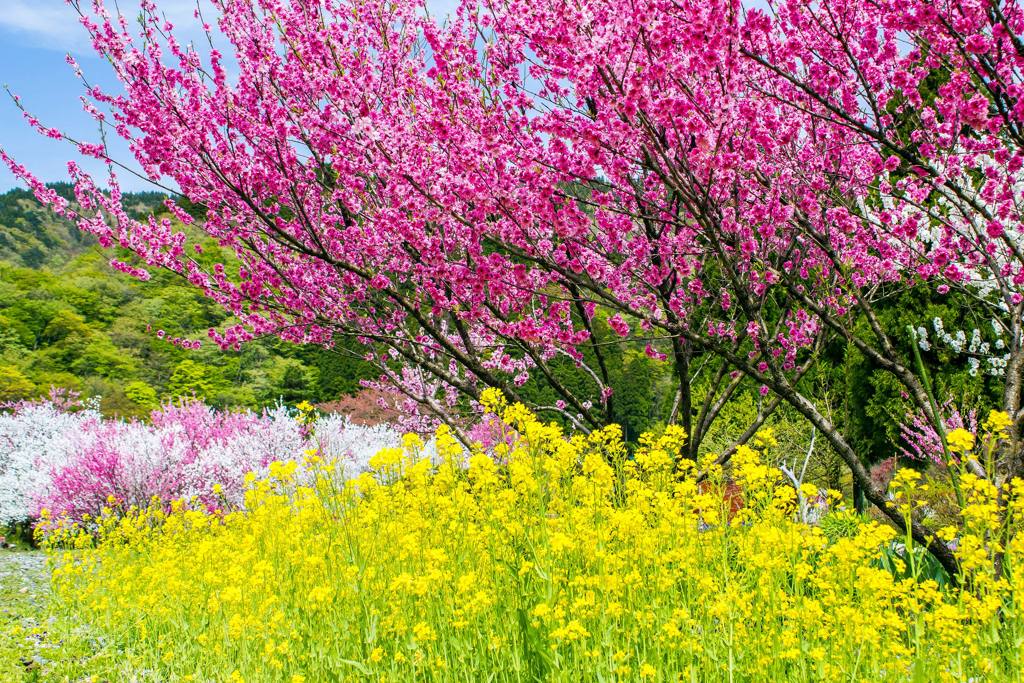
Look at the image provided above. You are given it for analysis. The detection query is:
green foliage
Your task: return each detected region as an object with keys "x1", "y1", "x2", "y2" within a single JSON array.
[
  {"x1": 834, "y1": 285, "x2": 1002, "y2": 469},
  {"x1": 300, "y1": 344, "x2": 375, "y2": 399},
  {"x1": 818, "y1": 510, "x2": 863, "y2": 543},
  {"x1": 0, "y1": 365, "x2": 35, "y2": 403},
  {"x1": 124, "y1": 380, "x2": 159, "y2": 411},
  {"x1": 611, "y1": 349, "x2": 659, "y2": 442},
  {"x1": 509, "y1": 311, "x2": 679, "y2": 442},
  {"x1": 0, "y1": 187, "x2": 376, "y2": 415},
  {"x1": 254, "y1": 357, "x2": 319, "y2": 405},
  {"x1": 166, "y1": 359, "x2": 216, "y2": 401}
]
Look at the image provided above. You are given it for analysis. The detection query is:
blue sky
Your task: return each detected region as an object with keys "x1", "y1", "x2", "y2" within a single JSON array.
[
  {"x1": 0, "y1": 1, "x2": 218, "y2": 192},
  {"x1": 0, "y1": 0, "x2": 464, "y2": 194}
]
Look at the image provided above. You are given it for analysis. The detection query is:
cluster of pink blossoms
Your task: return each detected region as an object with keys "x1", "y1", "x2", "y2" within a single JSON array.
[
  {"x1": 0, "y1": 398, "x2": 401, "y2": 526},
  {"x1": 1, "y1": 0, "x2": 1016, "y2": 425}
]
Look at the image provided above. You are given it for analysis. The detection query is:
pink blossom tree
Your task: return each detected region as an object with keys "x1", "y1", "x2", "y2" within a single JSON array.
[
  {"x1": 6, "y1": 0, "x2": 1024, "y2": 576},
  {"x1": 5, "y1": 0, "x2": 784, "y2": 450}
]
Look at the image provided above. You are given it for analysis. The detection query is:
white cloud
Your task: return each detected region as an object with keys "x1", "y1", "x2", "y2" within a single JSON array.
[
  {"x1": 1, "y1": 0, "x2": 461, "y2": 52},
  {"x1": 0, "y1": 0, "x2": 217, "y2": 53},
  {"x1": 1, "y1": 0, "x2": 463, "y2": 55},
  {"x1": 0, "y1": 1, "x2": 81, "y2": 46}
]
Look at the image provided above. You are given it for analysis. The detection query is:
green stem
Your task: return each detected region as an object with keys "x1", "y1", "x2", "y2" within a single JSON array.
[{"x1": 908, "y1": 325, "x2": 965, "y2": 509}]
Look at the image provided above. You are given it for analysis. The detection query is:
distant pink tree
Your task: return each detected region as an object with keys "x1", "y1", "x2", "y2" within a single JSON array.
[
  {"x1": 6, "y1": 0, "x2": 1024, "y2": 576},
  {"x1": 901, "y1": 404, "x2": 979, "y2": 466},
  {"x1": 0, "y1": 398, "x2": 403, "y2": 526}
]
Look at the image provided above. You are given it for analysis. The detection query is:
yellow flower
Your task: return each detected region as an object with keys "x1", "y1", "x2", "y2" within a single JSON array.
[
  {"x1": 753, "y1": 427, "x2": 777, "y2": 449},
  {"x1": 36, "y1": 398, "x2": 1021, "y2": 681},
  {"x1": 550, "y1": 619, "x2": 590, "y2": 641},
  {"x1": 891, "y1": 468, "x2": 922, "y2": 488},
  {"x1": 402, "y1": 432, "x2": 425, "y2": 452},
  {"x1": 799, "y1": 483, "x2": 819, "y2": 500},
  {"x1": 479, "y1": 387, "x2": 507, "y2": 414},
  {"x1": 413, "y1": 622, "x2": 436, "y2": 643},
  {"x1": 369, "y1": 447, "x2": 404, "y2": 472},
  {"x1": 947, "y1": 428, "x2": 976, "y2": 454},
  {"x1": 983, "y1": 410, "x2": 1013, "y2": 438},
  {"x1": 531, "y1": 603, "x2": 551, "y2": 619},
  {"x1": 268, "y1": 460, "x2": 299, "y2": 481}
]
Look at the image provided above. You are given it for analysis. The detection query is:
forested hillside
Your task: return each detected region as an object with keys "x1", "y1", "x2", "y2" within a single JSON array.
[{"x1": 0, "y1": 184, "x2": 374, "y2": 416}]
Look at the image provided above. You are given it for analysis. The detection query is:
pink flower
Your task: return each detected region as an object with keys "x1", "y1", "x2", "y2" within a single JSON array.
[
  {"x1": 965, "y1": 35, "x2": 991, "y2": 54},
  {"x1": 607, "y1": 314, "x2": 630, "y2": 338}
]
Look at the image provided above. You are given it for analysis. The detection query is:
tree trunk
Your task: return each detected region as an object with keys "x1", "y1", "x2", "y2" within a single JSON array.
[{"x1": 782, "y1": 388, "x2": 961, "y2": 581}]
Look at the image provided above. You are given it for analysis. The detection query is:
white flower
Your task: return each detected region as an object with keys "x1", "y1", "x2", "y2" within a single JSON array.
[{"x1": 1, "y1": 400, "x2": 412, "y2": 525}]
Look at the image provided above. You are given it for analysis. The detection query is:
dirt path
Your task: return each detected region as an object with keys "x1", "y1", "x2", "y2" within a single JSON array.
[
  {"x1": 0, "y1": 549, "x2": 47, "y2": 593},
  {"x1": 0, "y1": 549, "x2": 51, "y2": 680}
]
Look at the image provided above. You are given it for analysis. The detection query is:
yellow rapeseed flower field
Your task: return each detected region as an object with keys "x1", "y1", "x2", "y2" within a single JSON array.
[{"x1": 37, "y1": 392, "x2": 1024, "y2": 681}]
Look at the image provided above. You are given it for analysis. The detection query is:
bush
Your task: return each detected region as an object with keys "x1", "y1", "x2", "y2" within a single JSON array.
[
  {"x1": 0, "y1": 399, "x2": 403, "y2": 528},
  {"x1": 0, "y1": 365, "x2": 35, "y2": 403},
  {"x1": 0, "y1": 400, "x2": 85, "y2": 527}
]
